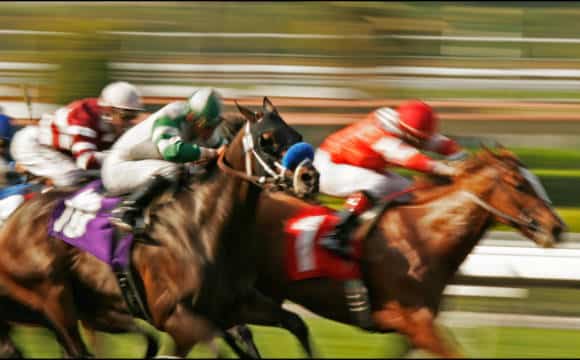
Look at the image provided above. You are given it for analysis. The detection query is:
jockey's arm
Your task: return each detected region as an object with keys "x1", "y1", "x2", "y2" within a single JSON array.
[
  {"x1": 152, "y1": 116, "x2": 216, "y2": 163},
  {"x1": 71, "y1": 131, "x2": 102, "y2": 170},
  {"x1": 371, "y1": 137, "x2": 457, "y2": 177},
  {"x1": 68, "y1": 104, "x2": 106, "y2": 170},
  {"x1": 423, "y1": 134, "x2": 468, "y2": 160}
]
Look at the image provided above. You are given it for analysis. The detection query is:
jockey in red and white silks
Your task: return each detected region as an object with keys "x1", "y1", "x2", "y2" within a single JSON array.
[
  {"x1": 314, "y1": 100, "x2": 466, "y2": 202},
  {"x1": 10, "y1": 82, "x2": 143, "y2": 187}
]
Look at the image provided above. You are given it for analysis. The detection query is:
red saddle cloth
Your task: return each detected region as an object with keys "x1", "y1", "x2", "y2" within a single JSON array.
[{"x1": 285, "y1": 205, "x2": 362, "y2": 281}]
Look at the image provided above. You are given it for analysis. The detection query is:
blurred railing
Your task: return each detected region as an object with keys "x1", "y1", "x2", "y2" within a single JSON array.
[{"x1": 5, "y1": 95, "x2": 580, "y2": 127}]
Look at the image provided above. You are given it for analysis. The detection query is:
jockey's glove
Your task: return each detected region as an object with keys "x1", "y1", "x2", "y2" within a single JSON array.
[
  {"x1": 446, "y1": 150, "x2": 469, "y2": 162},
  {"x1": 199, "y1": 147, "x2": 218, "y2": 161},
  {"x1": 432, "y1": 161, "x2": 459, "y2": 177}
]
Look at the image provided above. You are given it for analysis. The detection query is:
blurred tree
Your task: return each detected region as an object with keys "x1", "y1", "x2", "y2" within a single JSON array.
[{"x1": 40, "y1": 19, "x2": 121, "y2": 105}]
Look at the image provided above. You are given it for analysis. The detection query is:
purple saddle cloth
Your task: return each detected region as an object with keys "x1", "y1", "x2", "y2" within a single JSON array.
[{"x1": 48, "y1": 179, "x2": 134, "y2": 269}]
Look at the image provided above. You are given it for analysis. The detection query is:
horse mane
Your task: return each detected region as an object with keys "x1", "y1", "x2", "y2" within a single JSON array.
[
  {"x1": 406, "y1": 148, "x2": 525, "y2": 206},
  {"x1": 217, "y1": 113, "x2": 246, "y2": 143},
  {"x1": 146, "y1": 115, "x2": 248, "y2": 258},
  {"x1": 171, "y1": 113, "x2": 246, "y2": 189},
  {"x1": 405, "y1": 152, "x2": 490, "y2": 205}
]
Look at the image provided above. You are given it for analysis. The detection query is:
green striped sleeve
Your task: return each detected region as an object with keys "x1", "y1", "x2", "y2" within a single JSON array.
[{"x1": 152, "y1": 115, "x2": 201, "y2": 162}]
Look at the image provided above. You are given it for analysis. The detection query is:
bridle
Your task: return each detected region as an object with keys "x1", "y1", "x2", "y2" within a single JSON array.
[
  {"x1": 217, "y1": 121, "x2": 297, "y2": 189},
  {"x1": 458, "y1": 164, "x2": 545, "y2": 232},
  {"x1": 460, "y1": 190, "x2": 540, "y2": 232}
]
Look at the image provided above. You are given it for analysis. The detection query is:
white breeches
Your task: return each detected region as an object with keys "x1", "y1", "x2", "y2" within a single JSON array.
[
  {"x1": 313, "y1": 149, "x2": 411, "y2": 200},
  {"x1": 0, "y1": 194, "x2": 25, "y2": 228},
  {"x1": 101, "y1": 149, "x2": 180, "y2": 196},
  {"x1": 10, "y1": 126, "x2": 86, "y2": 187}
]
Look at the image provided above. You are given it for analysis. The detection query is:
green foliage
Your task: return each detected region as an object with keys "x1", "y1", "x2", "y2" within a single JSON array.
[{"x1": 40, "y1": 20, "x2": 121, "y2": 104}]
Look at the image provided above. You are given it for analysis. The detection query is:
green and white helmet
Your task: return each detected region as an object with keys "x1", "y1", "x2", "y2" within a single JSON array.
[{"x1": 188, "y1": 87, "x2": 223, "y2": 128}]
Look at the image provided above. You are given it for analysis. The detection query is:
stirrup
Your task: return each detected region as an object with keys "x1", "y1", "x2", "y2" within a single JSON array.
[
  {"x1": 344, "y1": 279, "x2": 374, "y2": 331},
  {"x1": 110, "y1": 206, "x2": 138, "y2": 233}
]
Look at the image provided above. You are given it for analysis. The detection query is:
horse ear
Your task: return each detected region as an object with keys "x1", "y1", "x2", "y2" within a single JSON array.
[
  {"x1": 496, "y1": 143, "x2": 518, "y2": 161},
  {"x1": 480, "y1": 142, "x2": 494, "y2": 155},
  {"x1": 479, "y1": 142, "x2": 497, "y2": 161},
  {"x1": 263, "y1": 97, "x2": 278, "y2": 114},
  {"x1": 235, "y1": 101, "x2": 257, "y2": 123}
]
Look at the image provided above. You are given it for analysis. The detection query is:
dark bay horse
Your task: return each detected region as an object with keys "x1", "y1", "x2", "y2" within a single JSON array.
[
  {"x1": 0, "y1": 97, "x2": 312, "y2": 358},
  {"x1": 240, "y1": 146, "x2": 566, "y2": 357}
]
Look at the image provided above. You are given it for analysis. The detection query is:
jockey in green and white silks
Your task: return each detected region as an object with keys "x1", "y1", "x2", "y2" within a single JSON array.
[{"x1": 102, "y1": 87, "x2": 225, "y2": 232}]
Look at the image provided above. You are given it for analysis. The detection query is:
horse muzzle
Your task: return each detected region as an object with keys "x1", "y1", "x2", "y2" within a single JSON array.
[{"x1": 532, "y1": 222, "x2": 566, "y2": 248}]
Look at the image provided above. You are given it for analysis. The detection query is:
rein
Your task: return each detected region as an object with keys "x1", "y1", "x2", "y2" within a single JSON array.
[
  {"x1": 460, "y1": 190, "x2": 540, "y2": 232},
  {"x1": 217, "y1": 150, "x2": 269, "y2": 187},
  {"x1": 358, "y1": 170, "x2": 540, "y2": 259}
]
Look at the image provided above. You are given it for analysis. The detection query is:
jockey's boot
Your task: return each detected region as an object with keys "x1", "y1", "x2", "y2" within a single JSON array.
[
  {"x1": 322, "y1": 191, "x2": 374, "y2": 259},
  {"x1": 110, "y1": 175, "x2": 172, "y2": 233}
]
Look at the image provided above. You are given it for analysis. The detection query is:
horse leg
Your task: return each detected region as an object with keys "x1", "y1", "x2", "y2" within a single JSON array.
[
  {"x1": 80, "y1": 316, "x2": 160, "y2": 359},
  {"x1": 0, "y1": 272, "x2": 91, "y2": 358},
  {"x1": 372, "y1": 303, "x2": 462, "y2": 358},
  {"x1": 233, "y1": 290, "x2": 314, "y2": 358},
  {"x1": 220, "y1": 325, "x2": 260, "y2": 359},
  {"x1": 224, "y1": 325, "x2": 261, "y2": 359},
  {"x1": 0, "y1": 322, "x2": 22, "y2": 358},
  {"x1": 41, "y1": 285, "x2": 93, "y2": 358},
  {"x1": 159, "y1": 302, "x2": 220, "y2": 358}
]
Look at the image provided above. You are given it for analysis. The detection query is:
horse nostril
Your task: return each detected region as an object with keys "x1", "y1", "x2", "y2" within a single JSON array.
[{"x1": 552, "y1": 225, "x2": 564, "y2": 242}]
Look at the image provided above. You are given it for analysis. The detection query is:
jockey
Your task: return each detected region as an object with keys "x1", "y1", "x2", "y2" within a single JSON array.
[
  {"x1": 103, "y1": 87, "x2": 226, "y2": 233},
  {"x1": 0, "y1": 106, "x2": 14, "y2": 160},
  {"x1": 314, "y1": 100, "x2": 468, "y2": 257},
  {"x1": 0, "y1": 108, "x2": 16, "y2": 187},
  {"x1": 9, "y1": 81, "x2": 144, "y2": 187}
]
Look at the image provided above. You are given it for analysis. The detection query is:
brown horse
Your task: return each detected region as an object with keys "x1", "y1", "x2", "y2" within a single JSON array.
[
  {"x1": 236, "y1": 146, "x2": 566, "y2": 357},
  {"x1": 0, "y1": 97, "x2": 313, "y2": 358}
]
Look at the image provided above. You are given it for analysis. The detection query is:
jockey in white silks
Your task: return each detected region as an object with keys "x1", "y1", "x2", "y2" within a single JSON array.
[
  {"x1": 10, "y1": 81, "x2": 144, "y2": 187},
  {"x1": 102, "y1": 87, "x2": 226, "y2": 233},
  {"x1": 313, "y1": 100, "x2": 468, "y2": 258}
]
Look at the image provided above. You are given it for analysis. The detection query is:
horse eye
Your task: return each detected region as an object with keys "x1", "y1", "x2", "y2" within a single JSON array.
[
  {"x1": 516, "y1": 182, "x2": 527, "y2": 192},
  {"x1": 259, "y1": 133, "x2": 275, "y2": 151}
]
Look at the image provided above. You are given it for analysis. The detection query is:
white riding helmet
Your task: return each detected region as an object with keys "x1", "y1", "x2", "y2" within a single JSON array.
[
  {"x1": 188, "y1": 87, "x2": 223, "y2": 128},
  {"x1": 98, "y1": 81, "x2": 144, "y2": 111}
]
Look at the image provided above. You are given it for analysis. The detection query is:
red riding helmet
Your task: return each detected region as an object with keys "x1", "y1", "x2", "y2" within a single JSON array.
[{"x1": 397, "y1": 100, "x2": 438, "y2": 141}]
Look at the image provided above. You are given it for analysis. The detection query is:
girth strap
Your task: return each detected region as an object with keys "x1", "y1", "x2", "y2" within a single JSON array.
[{"x1": 112, "y1": 229, "x2": 153, "y2": 322}]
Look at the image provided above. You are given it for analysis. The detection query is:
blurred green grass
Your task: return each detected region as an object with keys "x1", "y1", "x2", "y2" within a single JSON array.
[{"x1": 9, "y1": 317, "x2": 580, "y2": 358}]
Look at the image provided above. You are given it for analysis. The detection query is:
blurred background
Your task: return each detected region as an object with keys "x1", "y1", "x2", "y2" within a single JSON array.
[{"x1": 1, "y1": 1, "x2": 580, "y2": 358}]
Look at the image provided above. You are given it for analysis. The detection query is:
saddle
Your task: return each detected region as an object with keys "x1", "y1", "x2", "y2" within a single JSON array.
[{"x1": 48, "y1": 180, "x2": 159, "y2": 321}]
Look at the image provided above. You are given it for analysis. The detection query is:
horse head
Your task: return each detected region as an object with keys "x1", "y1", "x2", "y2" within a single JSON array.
[
  {"x1": 218, "y1": 97, "x2": 316, "y2": 195},
  {"x1": 449, "y1": 144, "x2": 566, "y2": 247}
]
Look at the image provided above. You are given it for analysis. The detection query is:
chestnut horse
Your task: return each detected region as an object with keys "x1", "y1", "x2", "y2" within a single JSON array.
[
  {"x1": 0, "y1": 97, "x2": 313, "y2": 358},
  {"x1": 235, "y1": 146, "x2": 566, "y2": 358}
]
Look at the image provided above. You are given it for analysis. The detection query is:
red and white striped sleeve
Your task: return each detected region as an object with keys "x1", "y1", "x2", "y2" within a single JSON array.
[
  {"x1": 370, "y1": 137, "x2": 437, "y2": 173},
  {"x1": 423, "y1": 134, "x2": 462, "y2": 156},
  {"x1": 66, "y1": 102, "x2": 102, "y2": 170}
]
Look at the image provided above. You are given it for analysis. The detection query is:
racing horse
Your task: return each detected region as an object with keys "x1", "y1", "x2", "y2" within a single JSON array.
[
  {"x1": 234, "y1": 145, "x2": 566, "y2": 357},
  {"x1": 0, "y1": 97, "x2": 315, "y2": 358}
]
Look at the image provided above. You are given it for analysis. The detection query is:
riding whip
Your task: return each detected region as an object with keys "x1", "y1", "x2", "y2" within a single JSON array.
[{"x1": 21, "y1": 84, "x2": 33, "y2": 123}]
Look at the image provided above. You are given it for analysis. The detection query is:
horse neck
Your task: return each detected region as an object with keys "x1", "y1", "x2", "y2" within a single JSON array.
[
  {"x1": 366, "y1": 168, "x2": 499, "y2": 279},
  {"x1": 153, "y1": 130, "x2": 261, "y2": 263}
]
